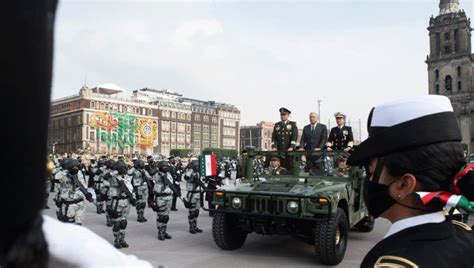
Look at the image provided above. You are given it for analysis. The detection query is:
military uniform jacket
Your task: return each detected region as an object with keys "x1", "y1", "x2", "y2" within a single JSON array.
[
  {"x1": 327, "y1": 125, "x2": 354, "y2": 150},
  {"x1": 271, "y1": 121, "x2": 298, "y2": 151},
  {"x1": 361, "y1": 219, "x2": 474, "y2": 268}
]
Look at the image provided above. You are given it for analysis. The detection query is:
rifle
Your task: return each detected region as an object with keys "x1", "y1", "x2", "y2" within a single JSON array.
[
  {"x1": 163, "y1": 172, "x2": 181, "y2": 198},
  {"x1": 71, "y1": 175, "x2": 93, "y2": 202},
  {"x1": 118, "y1": 178, "x2": 137, "y2": 206}
]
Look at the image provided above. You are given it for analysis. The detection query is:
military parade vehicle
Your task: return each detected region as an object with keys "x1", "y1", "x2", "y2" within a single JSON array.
[{"x1": 205, "y1": 147, "x2": 374, "y2": 266}]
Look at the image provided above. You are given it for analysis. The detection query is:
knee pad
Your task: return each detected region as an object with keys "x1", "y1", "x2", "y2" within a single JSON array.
[
  {"x1": 157, "y1": 214, "x2": 168, "y2": 223},
  {"x1": 188, "y1": 215, "x2": 194, "y2": 221},
  {"x1": 139, "y1": 202, "x2": 146, "y2": 210},
  {"x1": 119, "y1": 219, "x2": 127, "y2": 229},
  {"x1": 113, "y1": 222, "x2": 121, "y2": 232},
  {"x1": 191, "y1": 210, "x2": 199, "y2": 218}
]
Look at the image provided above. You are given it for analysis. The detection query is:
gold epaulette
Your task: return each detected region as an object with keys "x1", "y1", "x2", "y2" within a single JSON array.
[
  {"x1": 452, "y1": 220, "x2": 472, "y2": 231},
  {"x1": 374, "y1": 255, "x2": 419, "y2": 268}
]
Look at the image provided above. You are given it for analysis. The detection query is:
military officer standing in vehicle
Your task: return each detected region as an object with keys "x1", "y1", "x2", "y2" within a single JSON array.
[
  {"x1": 184, "y1": 159, "x2": 204, "y2": 234},
  {"x1": 326, "y1": 112, "x2": 354, "y2": 151},
  {"x1": 272, "y1": 108, "x2": 298, "y2": 152},
  {"x1": 152, "y1": 161, "x2": 174, "y2": 241},
  {"x1": 130, "y1": 159, "x2": 149, "y2": 222}
]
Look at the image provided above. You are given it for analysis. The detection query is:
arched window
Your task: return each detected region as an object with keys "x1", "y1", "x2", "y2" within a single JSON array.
[
  {"x1": 445, "y1": 75, "x2": 452, "y2": 92},
  {"x1": 435, "y1": 69, "x2": 439, "y2": 80},
  {"x1": 458, "y1": 81, "x2": 462, "y2": 91},
  {"x1": 457, "y1": 66, "x2": 462, "y2": 76}
]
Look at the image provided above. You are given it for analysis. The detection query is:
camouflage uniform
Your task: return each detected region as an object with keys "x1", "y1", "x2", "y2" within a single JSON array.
[
  {"x1": 151, "y1": 166, "x2": 173, "y2": 241},
  {"x1": 129, "y1": 161, "x2": 149, "y2": 222},
  {"x1": 108, "y1": 161, "x2": 135, "y2": 249},
  {"x1": 102, "y1": 160, "x2": 115, "y2": 227},
  {"x1": 184, "y1": 167, "x2": 203, "y2": 234},
  {"x1": 55, "y1": 160, "x2": 90, "y2": 225}
]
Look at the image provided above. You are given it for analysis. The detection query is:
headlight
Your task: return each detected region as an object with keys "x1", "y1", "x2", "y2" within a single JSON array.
[
  {"x1": 231, "y1": 197, "x2": 242, "y2": 209},
  {"x1": 287, "y1": 201, "x2": 299, "y2": 214}
]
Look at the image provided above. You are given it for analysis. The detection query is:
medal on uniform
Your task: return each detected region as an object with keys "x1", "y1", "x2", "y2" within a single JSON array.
[
  {"x1": 287, "y1": 124, "x2": 292, "y2": 130},
  {"x1": 276, "y1": 125, "x2": 280, "y2": 131},
  {"x1": 343, "y1": 130, "x2": 348, "y2": 135}
]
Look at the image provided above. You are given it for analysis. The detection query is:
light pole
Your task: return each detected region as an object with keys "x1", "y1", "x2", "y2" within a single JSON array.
[{"x1": 317, "y1": 100, "x2": 322, "y2": 120}]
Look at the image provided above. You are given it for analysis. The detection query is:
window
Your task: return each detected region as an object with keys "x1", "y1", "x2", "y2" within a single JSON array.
[
  {"x1": 186, "y1": 124, "x2": 192, "y2": 132},
  {"x1": 444, "y1": 45, "x2": 451, "y2": 54},
  {"x1": 445, "y1": 75, "x2": 452, "y2": 92},
  {"x1": 171, "y1": 123, "x2": 177, "y2": 132},
  {"x1": 194, "y1": 132, "x2": 201, "y2": 140},
  {"x1": 435, "y1": 84, "x2": 440, "y2": 94},
  {"x1": 444, "y1": 32, "x2": 450, "y2": 41},
  {"x1": 458, "y1": 81, "x2": 462, "y2": 91},
  {"x1": 194, "y1": 124, "x2": 201, "y2": 132},
  {"x1": 90, "y1": 101, "x2": 95, "y2": 108},
  {"x1": 194, "y1": 141, "x2": 201, "y2": 149},
  {"x1": 195, "y1": 114, "x2": 201, "y2": 121},
  {"x1": 203, "y1": 115, "x2": 209, "y2": 122},
  {"x1": 203, "y1": 132, "x2": 209, "y2": 140},
  {"x1": 211, "y1": 134, "x2": 217, "y2": 141},
  {"x1": 162, "y1": 121, "x2": 170, "y2": 131},
  {"x1": 211, "y1": 126, "x2": 218, "y2": 134},
  {"x1": 435, "y1": 69, "x2": 439, "y2": 80},
  {"x1": 203, "y1": 141, "x2": 209, "y2": 149},
  {"x1": 436, "y1": 33, "x2": 441, "y2": 55},
  {"x1": 457, "y1": 66, "x2": 462, "y2": 76}
]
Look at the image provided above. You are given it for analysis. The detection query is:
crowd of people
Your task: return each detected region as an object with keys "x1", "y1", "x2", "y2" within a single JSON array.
[{"x1": 46, "y1": 154, "x2": 237, "y2": 249}]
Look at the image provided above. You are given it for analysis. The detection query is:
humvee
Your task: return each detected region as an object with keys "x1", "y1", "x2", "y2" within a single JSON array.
[{"x1": 204, "y1": 147, "x2": 374, "y2": 266}]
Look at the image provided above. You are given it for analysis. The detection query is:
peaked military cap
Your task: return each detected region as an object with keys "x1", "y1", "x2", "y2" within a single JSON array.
[
  {"x1": 334, "y1": 112, "x2": 346, "y2": 118},
  {"x1": 347, "y1": 95, "x2": 462, "y2": 166},
  {"x1": 270, "y1": 156, "x2": 281, "y2": 161},
  {"x1": 279, "y1": 107, "x2": 291, "y2": 115}
]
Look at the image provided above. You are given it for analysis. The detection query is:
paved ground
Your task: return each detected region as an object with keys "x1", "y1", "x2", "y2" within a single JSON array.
[{"x1": 44, "y1": 185, "x2": 394, "y2": 268}]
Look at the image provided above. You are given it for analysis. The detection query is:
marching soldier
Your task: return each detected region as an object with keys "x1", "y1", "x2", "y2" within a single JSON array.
[
  {"x1": 108, "y1": 160, "x2": 136, "y2": 249},
  {"x1": 102, "y1": 159, "x2": 115, "y2": 227},
  {"x1": 151, "y1": 161, "x2": 174, "y2": 241},
  {"x1": 326, "y1": 112, "x2": 354, "y2": 151},
  {"x1": 271, "y1": 107, "x2": 298, "y2": 152},
  {"x1": 169, "y1": 155, "x2": 182, "y2": 211},
  {"x1": 92, "y1": 159, "x2": 107, "y2": 214},
  {"x1": 130, "y1": 159, "x2": 149, "y2": 222},
  {"x1": 184, "y1": 160, "x2": 203, "y2": 234},
  {"x1": 56, "y1": 159, "x2": 93, "y2": 225}
]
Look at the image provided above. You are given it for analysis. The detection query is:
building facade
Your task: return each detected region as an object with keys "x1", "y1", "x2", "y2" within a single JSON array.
[
  {"x1": 426, "y1": 0, "x2": 474, "y2": 152},
  {"x1": 240, "y1": 121, "x2": 275, "y2": 151},
  {"x1": 49, "y1": 85, "x2": 240, "y2": 155}
]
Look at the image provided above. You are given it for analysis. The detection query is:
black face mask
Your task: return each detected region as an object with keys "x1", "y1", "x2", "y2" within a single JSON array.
[
  {"x1": 363, "y1": 158, "x2": 397, "y2": 218},
  {"x1": 70, "y1": 167, "x2": 79, "y2": 175}
]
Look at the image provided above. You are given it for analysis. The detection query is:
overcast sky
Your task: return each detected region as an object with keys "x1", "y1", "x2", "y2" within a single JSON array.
[{"x1": 51, "y1": 0, "x2": 474, "y2": 140}]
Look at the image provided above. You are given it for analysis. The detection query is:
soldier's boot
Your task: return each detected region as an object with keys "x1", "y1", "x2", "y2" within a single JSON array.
[
  {"x1": 171, "y1": 197, "x2": 178, "y2": 211},
  {"x1": 163, "y1": 225, "x2": 172, "y2": 240},
  {"x1": 137, "y1": 211, "x2": 144, "y2": 222},
  {"x1": 113, "y1": 232, "x2": 122, "y2": 249},
  {"x1": 96, "y1": 205, "x2": 102, "y2": 214},
  {"x1": 188, "y1": 219, "x2": 197, "y2": 234},
  {"x1": 194, "y1": 219, "x2": 203, "y2": 233},
  {"x1": 140, "y1": 210, "x2": 148, "y2": 222},
  {"x1": 157, "y1": 227, "x2": 165, "y2": 241},
  {"x1": 119, "y1": 231, "x2": 129, "y2": 248},
  {"x1": 106, "y1": 214, "x2": 113, "y2": 227}
]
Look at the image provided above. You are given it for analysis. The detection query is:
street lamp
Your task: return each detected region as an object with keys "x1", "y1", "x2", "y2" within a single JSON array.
[{"x1": 317, "y1": 100, "x2": 322, "y2": 119}]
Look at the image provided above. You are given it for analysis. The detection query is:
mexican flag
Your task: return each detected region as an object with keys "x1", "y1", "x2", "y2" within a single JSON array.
[
  {"x1": 200, "y1": 153, "x2": 217, "y2": 177},
  {"x1": 415, "y1": 191, "x2": 474, "y2": 209}
]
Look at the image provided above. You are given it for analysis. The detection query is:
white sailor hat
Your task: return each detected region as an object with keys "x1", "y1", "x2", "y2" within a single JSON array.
[{"x1": 347, "y1": 95, "x2": 462, "y2": 166}]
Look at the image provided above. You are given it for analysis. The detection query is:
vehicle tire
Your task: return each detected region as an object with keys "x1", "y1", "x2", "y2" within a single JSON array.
[
  {"x1": 354, "y1": 215, "x2": 374, "y2": 233},
  {"x1": 212, "y1": 210, "x2": 247, "y2": 250},
  {"x1": 314, "y1": 208, "x2": 349, "y2": 266}
]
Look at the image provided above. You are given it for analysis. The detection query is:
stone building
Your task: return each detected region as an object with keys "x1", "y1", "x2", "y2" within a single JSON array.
[
  {"x1": 426, "y1": 0, "x2": 474, "y2": 152},
  {"x1": 240, "y1": 121, "x2": 274, "y2": 151},
  {"x1": 49, "y1": 85, "x2": 240, "y2": 155}
]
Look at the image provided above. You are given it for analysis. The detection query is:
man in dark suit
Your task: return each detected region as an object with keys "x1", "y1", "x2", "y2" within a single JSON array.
[
  {"x1": 326, "y1": 112, "x2": 354, "y2": 151},
  {"x1": 299, "y1": 112, "x2": 327, "y2": 151},
  {"x1": 271, "y1": 108, "x2": 298, "y2": 151}
]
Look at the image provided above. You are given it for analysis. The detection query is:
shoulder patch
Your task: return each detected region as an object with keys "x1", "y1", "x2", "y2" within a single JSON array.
[
  {"x1": 375, "y1": 255, "x2": 419, "y2": 268},
  {"x1": 452, "y1": 220, "x2": 472, "y2": 231}
]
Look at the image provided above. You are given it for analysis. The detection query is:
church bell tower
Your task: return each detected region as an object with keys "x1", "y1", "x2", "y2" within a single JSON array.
[{"x1": 426, "y1": 0, "x2": 474, "y2": 153}]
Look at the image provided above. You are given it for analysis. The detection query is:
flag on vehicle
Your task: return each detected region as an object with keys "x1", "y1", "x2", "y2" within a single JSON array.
[{"x1": 200, "y1": 153, "x2": 217, "y2": 176}]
